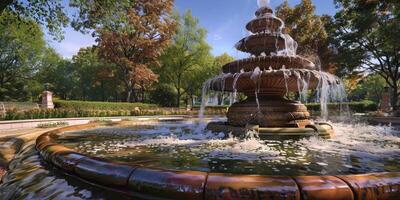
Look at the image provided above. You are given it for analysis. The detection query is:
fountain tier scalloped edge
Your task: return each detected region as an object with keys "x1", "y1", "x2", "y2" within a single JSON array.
[{"x1": 36, "y1": 123, "x2": 400, "y2": 200}]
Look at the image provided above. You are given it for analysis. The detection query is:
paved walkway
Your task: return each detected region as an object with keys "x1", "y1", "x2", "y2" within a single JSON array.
[{"x1": 0, "y1": 118, "x2": 92, "y2": 131}]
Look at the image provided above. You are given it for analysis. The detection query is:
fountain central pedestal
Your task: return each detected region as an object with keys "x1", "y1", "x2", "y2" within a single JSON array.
[{"x1": 227, "y1": 95, "x2": 311, "y2": 128}]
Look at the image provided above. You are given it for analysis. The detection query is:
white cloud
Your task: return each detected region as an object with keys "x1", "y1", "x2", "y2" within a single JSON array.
[{"x1": 212, "y1": 34, "x2": 223, "y2": 41}]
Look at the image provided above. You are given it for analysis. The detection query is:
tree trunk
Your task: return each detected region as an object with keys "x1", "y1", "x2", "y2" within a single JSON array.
[
  {"x1": 391, "y1": 86, "x2": 398, "y2": 111},
  {"x1": 177, "y1": 88, "x2": 181, "y2": 108},
  {"x1": 126, "y1": 88, "x2": 131, "y2": 102},
  {"x1": 101, "y1": 81, "x2": 105, "y2": 101}
]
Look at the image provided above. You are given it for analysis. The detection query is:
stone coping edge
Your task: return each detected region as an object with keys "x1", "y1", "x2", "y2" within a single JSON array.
[
  {"x1": 36, "y1": 122, "x2": 400, "y2": 200},
  {"x1": 0, "y1": 115, "x2": 192, "y2": 124}
]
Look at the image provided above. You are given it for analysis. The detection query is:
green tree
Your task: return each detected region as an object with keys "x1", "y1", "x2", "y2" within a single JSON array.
[
  {"x1": 97, "y1": 0, "x2": 176, "y2": 102},
  {"x1": 207, "y1": 53, "x2": 234, "y2": 105},
  {"x1": 72, "y1": 47, "x2": 123, "y2": 101},
  {"x1": 36, "y1": 49, "x2": 78, "y2": 100},
  {"x1": 0, "y1": 12, "x2": 46, "y2": 101},
  {"x1": 158, "y1": 10, "x2": 212, "y2": 107},
  {"x1": 348, "y1": 74, "x2": 387, "y2": 103},
  {"x1": 332, "y1": 0, "x2": 400, "y2": 110},
  {"x1": 69, "y1": 0, "x2": 133, "y2": 34},
  {"x1": 276, "y1": 0, "x2": 334, "y2": 72},
  {"x1": 0, "y1": 0, "x2": 68, "y2": 40}
]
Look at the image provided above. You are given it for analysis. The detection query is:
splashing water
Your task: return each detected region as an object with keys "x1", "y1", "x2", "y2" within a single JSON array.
[
  {"x1": 278, "y1": 34, "x2": 298, "y2": 56},
  {"x1": 58, "y1": 120, "x2": 400, "y2": 175}
]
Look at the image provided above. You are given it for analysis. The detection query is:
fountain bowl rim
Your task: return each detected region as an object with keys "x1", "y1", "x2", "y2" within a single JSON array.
[{"x1": 35, "y1": 120, "x2": 400, "y2": 199}]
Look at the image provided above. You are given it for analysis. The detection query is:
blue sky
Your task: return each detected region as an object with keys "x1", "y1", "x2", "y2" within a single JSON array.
[{"x1": 47, "y1": 0, "x2": 336, "y2": 59}]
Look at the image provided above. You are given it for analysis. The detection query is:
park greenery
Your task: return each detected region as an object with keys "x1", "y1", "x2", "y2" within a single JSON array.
[{"x1": 0, "y1": 0, "x2": 398, "y2": 116}]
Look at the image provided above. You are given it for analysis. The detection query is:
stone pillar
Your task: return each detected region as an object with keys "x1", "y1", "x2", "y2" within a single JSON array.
[
  {"x1": 379, "y1": 87, "x2": 391, "y2": 112},
  {"x1": 41, "y1": 91, "x2": 54, "y2": 109}
]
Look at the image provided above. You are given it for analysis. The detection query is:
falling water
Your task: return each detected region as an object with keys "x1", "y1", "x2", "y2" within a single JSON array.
[
  {"x1": 232, "y1": 69, "x2": 245, "y2": 103},
  {"x1": 250, "y1": 67, "x2": 263, "y2": 112},
  {"x1": 199, "y1": 79, "x2": 212, "y2": 119},
  {"x1": 278, "y1": 34, "x2": 298, "y2": 57}
]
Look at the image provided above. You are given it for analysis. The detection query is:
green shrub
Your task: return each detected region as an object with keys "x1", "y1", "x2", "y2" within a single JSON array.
[
  {"x1": 149, "y1": 84, "x2": 177, "y2": 107},
  {"x1": 305, "y1": 100, "x2": 378, "y2": 113},
  {"x1": 54, "y1": 100, "x2": 157, "y2": 111}
]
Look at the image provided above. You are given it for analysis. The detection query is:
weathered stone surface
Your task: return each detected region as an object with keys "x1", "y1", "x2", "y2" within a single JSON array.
[
  {"x1": 205, "y1": 173, "x2": 300, "y2": 200},
  {"x1": 41, "y1": 144, "x2": 73, "y2": 162},
  {"x1": 128, "y1": 168, "x2": 207, "y2": 200},
  {"x1": 337, "y1": 173, "x2": 400, "y2": 200},
  {"x1": 294, "y1": 176, "x2": 354, "y2": 200},
  {"x1": 52, "y1": 152, "x2": 86, "y2": 172},
  {"x1": 227, "y1": 96, "x2": 311, "y2": 128},
  {"x1": 74, "y1": 157, "x2": 136, "y2": 187},
  {"x1": 35, "y1": 134, "x2": 52, "y2": 147},
  {"x1": 246, "y1": 16, "x2": 282, "y2": 34},
  {"x1": 210, "y1": 71, "x2": 320, "y2": 94},
  {"x1": 235, "y1": 33, "x2": 286, "y2": 56},
  {"x1": 222, "y1": 56, "x2": 315, "y2": 74}
]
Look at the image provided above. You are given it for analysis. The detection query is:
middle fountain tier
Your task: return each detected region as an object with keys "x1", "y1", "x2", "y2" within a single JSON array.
[{"x1": 206, "y1": 5, "x2": 341, "y2": 130}]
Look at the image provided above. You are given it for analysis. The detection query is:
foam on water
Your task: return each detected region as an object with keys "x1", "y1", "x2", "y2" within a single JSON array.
[
  {"x1": 74, "y1": 121, "x2": 399, "y2": 162},
  {"x1": 299, "y1": 123, "x2": 400, "y2": 156}
]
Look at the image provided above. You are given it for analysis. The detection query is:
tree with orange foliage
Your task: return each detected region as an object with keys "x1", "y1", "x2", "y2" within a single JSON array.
[{"x1": 97, "y1": 0, "x2": 176, "y2": 102}]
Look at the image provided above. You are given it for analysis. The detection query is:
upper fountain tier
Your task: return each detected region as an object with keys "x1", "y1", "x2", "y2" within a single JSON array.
[
  {"x1": 223, "y1": 6, "x2": 316, "y2": 73},
  {"x1": 236, "y1": 6, "x2": 288, "y2": 56},
  {"x1": 247, "y1": 7, "x2": 284, "y2": 34}
]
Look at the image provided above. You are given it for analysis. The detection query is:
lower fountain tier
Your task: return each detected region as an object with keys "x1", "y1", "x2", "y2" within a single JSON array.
[
  {"x1": 209, "y1": 69, "x2": 339, "y2": 96},
  {"x1": 222, "y1": 56, "x2": 315, "y2": 73},
  {"x1": 227, "y1": 96, "x2": 311, "y2": 128}
]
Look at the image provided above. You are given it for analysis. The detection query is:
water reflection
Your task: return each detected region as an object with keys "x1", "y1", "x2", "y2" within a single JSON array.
[{"x1": 0, "y1": 142, "x2": 130, "y2": 200}]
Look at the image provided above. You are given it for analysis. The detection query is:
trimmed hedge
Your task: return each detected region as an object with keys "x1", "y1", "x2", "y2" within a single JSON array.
[
  {"x1": 54, "y1": 100, "x2": 157, "y2": 110},
  {"x1": 305, "y1": 100, "x2": 378, "y2": 113},
  {"x1": 2, "y1": 108, "x2": 226, "y2": 121}
]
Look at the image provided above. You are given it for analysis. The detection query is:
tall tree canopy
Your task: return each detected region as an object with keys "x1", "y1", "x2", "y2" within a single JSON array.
[
  {"x1": 97, "y1": 0, "x2": 176, "y2": 102},
  {"x1": 0, "y1": 12, "x2": 46, "y2": 101},
  {"x1": 72, "y1": 47, "x2": 122, "y2": 101},
  {"x1": 332, "y1": 0, "x2": 400, "y2": 110},
  {"x1": 158, "y1": 10, "x2": 213, "y2": 107},
  {"x1": 276, "y1": 0, "x2": 334, "y2": 72},
  {"x1": 0, "y1": 0, "x2": 69, "y2": 40}
]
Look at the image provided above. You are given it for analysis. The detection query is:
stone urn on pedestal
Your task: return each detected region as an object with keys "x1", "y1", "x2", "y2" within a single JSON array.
[{"x1": 41, "y1": 84, "x2": 54, "y2": 109}]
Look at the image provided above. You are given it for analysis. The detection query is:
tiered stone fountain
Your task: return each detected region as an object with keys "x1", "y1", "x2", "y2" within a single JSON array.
[
  {"x1": 205, "y1": 3, "x2": 340, "y2": 137},
  {"x1": 6, "y1": 1, "x2": 400, "y2": 200}
]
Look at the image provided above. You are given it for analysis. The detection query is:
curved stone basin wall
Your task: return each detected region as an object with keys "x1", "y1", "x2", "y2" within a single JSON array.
[{"x1": 36, "y1": 123, "x2": 400, "y2": 200}]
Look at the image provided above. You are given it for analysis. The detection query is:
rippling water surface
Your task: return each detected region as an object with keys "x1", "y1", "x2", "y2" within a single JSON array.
[
  {"x1": 57, "y1": 120, "x2": 400, "y2": 176},
  {"x1": 0, "y1": 142, "x2": 130, "y2": 199}
]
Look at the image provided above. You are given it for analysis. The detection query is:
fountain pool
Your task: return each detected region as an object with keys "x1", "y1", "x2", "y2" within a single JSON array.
[{"x1": 1, "y1": 118, "x2": 399, "y2": 199}]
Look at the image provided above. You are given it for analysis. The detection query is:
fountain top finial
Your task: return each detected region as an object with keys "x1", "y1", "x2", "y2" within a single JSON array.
[
  {"x1": 255, "y1": 0, "x2": 273, "y2": 17},
  {"x1": 257, "y1": 0, "x2": 270, "y2": 8}
]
